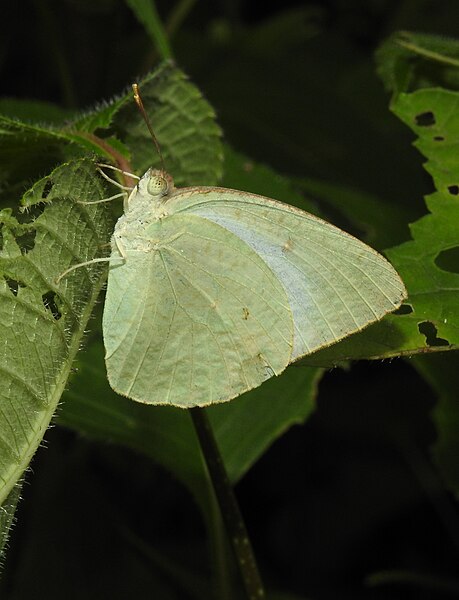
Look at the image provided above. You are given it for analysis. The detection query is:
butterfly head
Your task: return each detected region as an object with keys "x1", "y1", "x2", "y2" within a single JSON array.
[{"x1": 138, "y1": 169, "x2": 174, "y2": 201}]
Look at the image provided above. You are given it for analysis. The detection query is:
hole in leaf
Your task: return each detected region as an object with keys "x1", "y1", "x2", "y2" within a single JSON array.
[
  {"x1": 415, "y1": 111, "x2": 435, "y2": 126},
  {"x1": 4, "y1": 277, "x2": 26, "y2": 297},
  {"x1": 42, "y1": 291, "x2": 62, "y2": 320},
  {"x1": 15, "y1": 230, "x2": 36, "y2": 253},
  {"x1": 418, "y1": 321, "x2": 449, "y2": 347},
  {"x1": 22, "y1": 201, "x2": 46, "y2": 220},
  {"x1": 42, "y1": 179, "x2": 54, "y2": 200},
  {"x1": 447, "y1": 185, "x2": 459, "y2": 196},
  {"x1": 433, "y1": 136, "x2": 444, "y2": 141},
  {"x1": 393, "y1": 304, "x2": 413, "y2": 315},
  {"x1": 435, "y1": 247, "x2": 459, "y2": 274}
]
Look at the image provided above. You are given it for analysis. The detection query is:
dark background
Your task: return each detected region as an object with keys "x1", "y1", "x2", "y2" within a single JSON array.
[{"x1": 1, "y1": 1, "x2": 459, "y2": 599}]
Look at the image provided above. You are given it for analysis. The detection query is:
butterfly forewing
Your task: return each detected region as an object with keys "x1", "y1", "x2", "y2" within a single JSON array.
[{"x1": 167, "y1": 187, "x2": 407, "y2": 360}]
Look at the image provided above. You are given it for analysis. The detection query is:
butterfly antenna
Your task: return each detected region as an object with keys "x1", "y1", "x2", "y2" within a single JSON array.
[{"x1": 132, "y1": 83, "x2": 165, "y2": 173}]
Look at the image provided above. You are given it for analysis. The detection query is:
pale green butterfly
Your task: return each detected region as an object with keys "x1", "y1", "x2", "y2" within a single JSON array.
[{"x1": 67, "y1": 85, "x2": 407, "y2": 408}]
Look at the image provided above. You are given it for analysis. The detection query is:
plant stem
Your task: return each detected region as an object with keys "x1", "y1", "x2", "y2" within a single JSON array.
[
  {"x1": 206, "y1": 479, "x2": 237, "y2": 600},
  {"x1": 126, "y1": 0, "x2": 173, "y2": 60},
  {"x1": 190, "y1": 408, "x2": 265, "y2": 600},
  {"x1": 166, "y1": 0, "x2": 197, "y2": 37}
]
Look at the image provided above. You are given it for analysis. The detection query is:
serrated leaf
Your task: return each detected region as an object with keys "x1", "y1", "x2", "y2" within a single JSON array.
[
  {"x1": 112, "y1": 63, "x2": 223, "y2": 185},
  {"x1": 0, "y1": 63, "x2": 223, "y2": 209},
  {"x1": 386, "y1": 89, "x2": 459, "y2": 351},
  {"x1": 303, "y1": 87, "x2": 459, "y2": 366},
  {"x1": 0, "y1": 159, "x2": 113, "y2": 505},
  {"x1": 69, "y1": 62, "x2": 223, "y2": 186},
  {"x1": 69, "y1": 96, "x2": 128, "y2": 134},
  {"x1": 0, "y1": 64, "x2": 225, "y2": 506}
]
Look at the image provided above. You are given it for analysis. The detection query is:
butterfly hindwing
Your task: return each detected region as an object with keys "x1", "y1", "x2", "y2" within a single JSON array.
[{"x1": 103, "y1": 213, "x2": 293, "y2": 407}]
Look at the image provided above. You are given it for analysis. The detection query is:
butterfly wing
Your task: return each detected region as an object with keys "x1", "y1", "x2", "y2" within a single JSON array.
[
  {"x1": 167, "y1": 187, "x2": 407, "y2": 361},
  {"x1": 103, "y1": 214, "x2": 293, "y2": 407}
]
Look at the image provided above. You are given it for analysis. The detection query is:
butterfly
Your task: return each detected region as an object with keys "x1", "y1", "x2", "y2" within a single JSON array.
[{"x1": 61, "y1": 85, "x2": 406, "y2": 408}]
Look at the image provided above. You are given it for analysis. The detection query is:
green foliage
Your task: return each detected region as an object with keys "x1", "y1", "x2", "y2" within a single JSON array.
[
  {"x1": 111, "y1": 65, "x2": 223, "y2": 184},
  {"x1": 304, "y1": 33, "x2": 459, "y2": 368},
  {"x1": 1, "y1": 3, "x2": 459, "y2": 599},
  {"x1": 373, "y1": 31, "x2": 459, "y2": 498},
  {"x1": 0, "y1": 61, "x2": 224, "y2": 507}
]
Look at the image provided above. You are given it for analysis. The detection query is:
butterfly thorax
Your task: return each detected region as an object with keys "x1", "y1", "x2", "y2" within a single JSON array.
[{"x1": 111, "y1": 168, "x2": 177, "y2": 254}]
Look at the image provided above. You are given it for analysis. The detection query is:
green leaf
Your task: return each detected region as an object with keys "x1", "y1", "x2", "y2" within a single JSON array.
[
  {"x1": 304, "y1": 86, "x2": 459, "y2": 366},
  {"x1": 69, "y1": 61, "x2": 223, "y2": 184},
  {"x1": 0, "y1": 159, "x2": 113, "y2": 505},
  {"x1": 207, "y1": 365, "x2": 321, "y2": 482},
  {"x1": 387, "y1": 89, "x2": 459, "y2": 348},
  {"x1": 112, "y1": 63, "x2": 223, "y2": 185},
  {"x1": 0, "y1": 63, "x2": 222, "y2": 208}
]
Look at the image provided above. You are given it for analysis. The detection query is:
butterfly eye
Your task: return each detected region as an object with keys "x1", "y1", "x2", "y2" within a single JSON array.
[{"x1": 147, "y1": 173, "x2": 169, "y2": 197}]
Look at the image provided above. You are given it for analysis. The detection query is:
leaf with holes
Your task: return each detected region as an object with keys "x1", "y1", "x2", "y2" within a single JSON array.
[
  {"x1": 300, "y1": 90, "x2": 459, "y2": 367},
  {"x1": 0, "y1": 159, "x2": 113, "y2": 506},
  {"x1": 330, "y1": 87, "x2": 459, "y2": 362},
  {"x1": 385, "y1": 89, "x2": 459, "y2": 352}
]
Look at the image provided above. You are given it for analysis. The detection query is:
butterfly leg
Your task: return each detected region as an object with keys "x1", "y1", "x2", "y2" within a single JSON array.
[
  {"x1": 97, "y1": 165, "x2": 138, "y2": 190},
  {"x1": 55, "y1": 256, "x2": 117, "y2": 284},
  {"x1": 77, "y1": 192, "x2": 126, "y2": 205},
  {"x1": 96, "y1": 163, "x2": 140, "y2": 180},
  {"x1": 56, "y1": 235, "x2": 127, "y2": 284}
]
